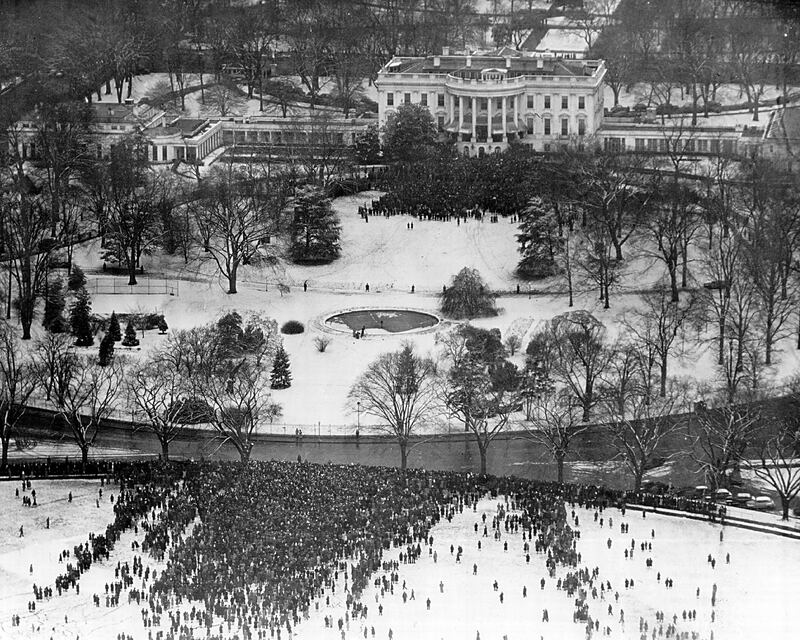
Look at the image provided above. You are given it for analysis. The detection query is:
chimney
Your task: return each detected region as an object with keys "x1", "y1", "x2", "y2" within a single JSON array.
[
  {"x1": 442, "y1": 46, "x2": 450, "y2": 56},
  {"x1": 466, "y1": 55, "x2": 472, "y2": 68},
  {"x1": 433, "y1": 56, "x2": 441, "y2": 68}
]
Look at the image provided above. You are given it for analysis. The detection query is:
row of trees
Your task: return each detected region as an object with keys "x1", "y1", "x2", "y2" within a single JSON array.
[
  {"x1": 0, "y1": 310, "x2": 287, "y2": 472},
  {"x1": 593, "y1": 0, "x2": 800, "y2": 122},
  {"x1": 348, "y1": 311, "x2": 800, "y2": 519}
]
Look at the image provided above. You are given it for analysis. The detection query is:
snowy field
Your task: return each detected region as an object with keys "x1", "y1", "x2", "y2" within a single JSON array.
[
  {"x1": 1, "y1": 482, "x2": 799, "y2": 640},
  {"x1": 54, "y1": 191, "x2": 800, "y2": 431}
]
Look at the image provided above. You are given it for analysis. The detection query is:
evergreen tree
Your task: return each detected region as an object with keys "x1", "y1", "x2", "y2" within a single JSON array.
[
  {"x1": 43, "y1": 277, "x2": 67, "y2": 333},
  {"x1": 383, "y1": 103, "x2": 438, "y2": 163},
  {"x1": 70, "y1": 286, "x2": 94, "y2": 346},
  {"x1": 270, "y1": 345, "x2": 292, "y2": 389},
  {"x1": 68, "y1": 264, "x2": 86, "y2": 291},
  {"x1": 98, "y1": 332, "x2": 115, "y2": 366},
  {"x1": 157, "y1": 316, "x2": 168, "y2": 334},
  {"x1": 122, "y1": 319, "x2": 140, "y2": 347},
  {"x1": 217, "y1": 311, "x2": 243, "y2": 357},
  {"x1": 354, "y1": 124, "x2": 382, "y2": 165},
  {"x1": 516, "y1": 197, "x2": 564, "y2": 279},
  {"x1": 107, "y1": 311, "x2": 122, "y2": 342},
  {"x1": 290, "y1": 189, "x2": 341, "y2": 264}
]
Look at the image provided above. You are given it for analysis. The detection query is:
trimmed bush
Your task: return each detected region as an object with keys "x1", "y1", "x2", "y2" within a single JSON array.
[
  {"x1": 281, "y1": 320, "x2": 305, "y2": 335},
  {"x1": 68, "y1": 265, "x2": 86, "y2": 291}
]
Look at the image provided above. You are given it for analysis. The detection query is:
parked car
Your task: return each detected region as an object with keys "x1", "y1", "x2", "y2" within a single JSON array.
[
  {"x1": 713, "y1": 488, "x2": 732, "y2": 504},
  {"x1": 693, "y1": 486, "x2": 712, "y2": 499},
  {"x1": 732, "y1": 492, "x2": 753, "y2": 507},
  {"x1": 746, "y1": 496, "x2": 775, "y2": 511}
]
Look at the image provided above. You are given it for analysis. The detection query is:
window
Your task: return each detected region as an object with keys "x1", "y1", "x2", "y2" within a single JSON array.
[
  {"x1": 543, "y1": 117, "x2": 551, "y2": 136},
  {"x1": 635, "y1": 138, "x2": 645, "y2": 151},
  {"x1": 527, "y1": 117, "x2": 535, "y2": 134},
  {"x1": 527, "y1": 94, "x2": 534, "y2": 109},
  {"x1": 561, "y1": 117, "x2": 568, "y2": 136},
  {"x1": 684, "y1": 139, "x2": 695, "y2": 152},
  {"x1": 544, "y1": 143, "x2": 551, "y2": 152},
  {"x1": 578, "y1": 96, "x2": 585, "y2": 110},
  {"x1": 420, "y1": 93, "x2": 427, "y2": 106},
  {"x1": 561, "y1": 95, "x2": 568, "y2": 110},
  {"x1": 710, "y1": 139, "x2": 720, "y2": 153},
  {"x1": 647, "y1": 139, "x2": 658, "y2": 152},
  {"x1": 604, "y1": 137, "x2": 623, "y2": 152},
  {"x1": 697, "y1": 139, "x2": 708, "y2": 152},
  {"x1": 161, "y1": 146, "x2": 167, "y2": 161},
  {"x1": 387, "y1": 93, "x2": 394, "y2": 106},
  {"x1": 438, "y1": 115, "x2": 444, "y2": 129},
  {"x1": 722, "y1": 140, "x2": 734, "y2": 154},
  {"x1": 544, "y1": 95, "x2": 551, "y2": 109},
  {"x1": 404, "y1": 92, "x2": 411, "y2": 104},
  {"x1": 438, "y1": 93, "x2": 445, "y2": 107},
  {"x1": 480, "y1": 98, "x2": 488, "y2": 110},
  {"x1": 578, "y1": 119, "x2": 586, "y2": 136},
  {"x1": 659, "y1": 138, "x2": 668, "y2": 152},
  {"x1": 152, "y1": 145, "x2": 158, "y2": 162},
  {"x1": 496, "y1": 98, "x2": 502, "y2": 110}
]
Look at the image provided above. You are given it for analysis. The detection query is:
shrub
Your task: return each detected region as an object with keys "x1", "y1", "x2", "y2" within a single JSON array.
[
  {"x1": 157, "y1": 317, "x2": 168, "y2": 334},
  {"x1": 314, "y1": 336, "x2": 332, "y2": 352},
  {"x1": 441, "y1": 268, "x2": 497, "y2": 320},
  {"x1": 281, "y1": 320, "x2": 305, "y2": 335},
  {"x1": 107, "y1": 311, "x2": 122, "y2": 342},
  {"x1": 270, "y1": 345, "x2": 292, "y2": 389}
]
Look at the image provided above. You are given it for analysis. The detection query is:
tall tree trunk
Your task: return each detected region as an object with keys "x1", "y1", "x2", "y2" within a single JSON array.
[
  {"x1": 399, "y1": 440, "x2": 408, "y2": 470},
  {"x1": 555, "y1": 451, "x2": 565, "y2": 484},
  {"x1": 227, "y1": 263, "x2": 238, "y2": 294},
  {"x1": 660, "y1": 357, "x2": 668, "y2": 397},
  {"x1": 239, "y1": 444, "x2": 251, "y2": 465},
  {"x1": 127, "y1": 258, "x2": 138, "y2": 286},
  {"x1": 0, "y1": 436, "x2": 9, "y2": 475},
  {"x1": 80, "y1": 443, "x2": 89, "y2": 471},
  {"x1": 633, "y1": 467, "x2": 644, "y2": 492},
  {"x1": 780, "y1": 495, "x2": 789, "y2": 521},
  {"x1": 160, "y1": 438, "x2": 170, "y2": 462},
  {"x1": 668, "y1": 262, "x2": 679, "y2": 302},
  {"x1": 477, "y1": 438, "x2": 487, "y2": 475}
]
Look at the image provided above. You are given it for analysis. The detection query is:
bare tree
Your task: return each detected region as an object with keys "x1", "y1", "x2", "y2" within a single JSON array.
[
  {"x1": 199, "y1": 363, "x2": 273, "y2": 465},
  {"x1": 127, "y1": 357, "x2": 187, "y2": 461},
  {"x1": 623, "y1": 286, "x2": 697, "y2": 396},
  {"x1": 742, "y1": 390, "x2": 800, "y2": 520},
  {"x1": 693, "y1": 390, "x2": 762, "y2": 489},
  {"x1": 523, "y1": 389, "x2": 587, "y2": 484},
  {"x1": 51, "y1": 356, "x2": 125, "y2": 469},
  {"x1": 104, "y1": 136, "x2": 163, "y2": 285},
  {"x1": 349, "y1": 343, "x2": 440, "y2": 470},
  {"x1": 0, "y1": 321, "x2": 37, "y2": 473},
  {"x1": 191, "y1": 161, "x2": 287, "y2": 294},
  {"x1": 531, "y1": 311, "x2": 612, "y2": 422},
  {"x1": 0, "y1": 160, "x2": 55, "y2": 339},
  {"x1": 601, "y1": 354, "x2": 686, "y2": 492}
]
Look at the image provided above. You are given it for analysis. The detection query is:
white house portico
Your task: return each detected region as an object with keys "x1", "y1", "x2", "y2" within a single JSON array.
[{"x1": 375, "y1": 48, "x2": 606, "y2": 156}]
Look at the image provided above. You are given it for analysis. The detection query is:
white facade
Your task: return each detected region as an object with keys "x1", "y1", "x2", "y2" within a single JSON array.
[{"x1": 375, "y1": 49, "x2": 606, "y2": 156}]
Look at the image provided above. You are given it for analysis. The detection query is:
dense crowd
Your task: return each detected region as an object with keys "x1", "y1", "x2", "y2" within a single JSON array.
[{"x1": 4, "y1": 460, "x2": 749, "y2": 640}]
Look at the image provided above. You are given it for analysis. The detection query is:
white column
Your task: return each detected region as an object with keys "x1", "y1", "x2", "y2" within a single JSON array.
[
  {"x1": 487, "y1": 96, "x2": 492, "y2": 142},
  {"x1": 502, "y1": 96, "x2": 508, "y2": 141},
  {"x1": 458, "y1": 96, "x2": 464, "y2": 133},
  {"x1": 514, "y1": 95, "x2": 519, "y2": 131},
  {"x1": 471, "y1": 97, "x2": 477, "y2": 142}
]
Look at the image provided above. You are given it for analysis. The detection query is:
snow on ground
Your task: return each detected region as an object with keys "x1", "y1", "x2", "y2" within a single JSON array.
[
  {"x1": 57, "y1": 191, "x2": 800, "y2": 430},
  {"x1": 2, "y1": 486, "x2": 799, "y2": 640}
]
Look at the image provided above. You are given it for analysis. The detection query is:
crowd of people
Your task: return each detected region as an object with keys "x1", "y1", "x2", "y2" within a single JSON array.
[{"x1": 3, "y1": 459, "x2": 757, "y2": 640}]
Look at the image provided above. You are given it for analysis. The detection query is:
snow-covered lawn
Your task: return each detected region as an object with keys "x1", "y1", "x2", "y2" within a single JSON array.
[
  {"x1": 2, "y1": 484, "x2": 798, "y2": 640},
  {"x1": 53, "y1": 191, "x2": 800, "y2": 430}
]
